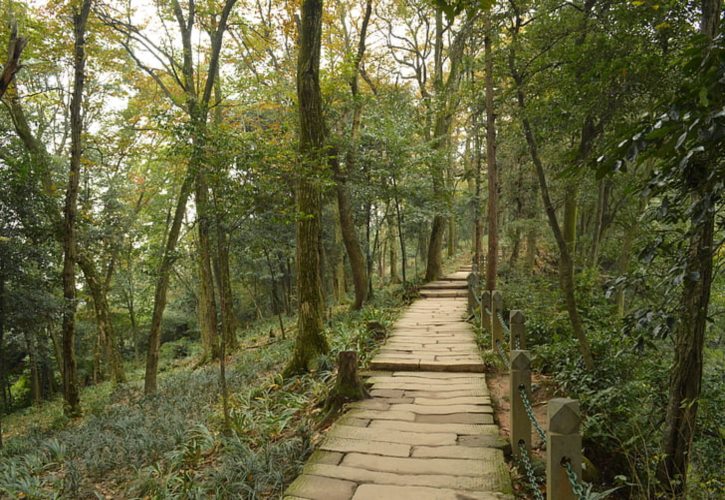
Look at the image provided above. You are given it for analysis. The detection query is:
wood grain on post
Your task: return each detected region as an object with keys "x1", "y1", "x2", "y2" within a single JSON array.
[
  {"x1": 510, "y1": 310, "x2": 526, "y2": 350},
  {"x1": 491, "y1": 290, "x2": 504, "y2": 351},
  {"x1": 510, "y1": 350, "x2": 531, "y2": 459},
  {"x1": 547, "y1": 398, "x2": 582, "y2": 500}
]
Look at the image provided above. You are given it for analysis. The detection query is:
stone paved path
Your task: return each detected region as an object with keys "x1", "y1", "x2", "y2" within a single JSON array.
[{"x1": 285, "y1": 268, "x2": 513, "y2": 500}]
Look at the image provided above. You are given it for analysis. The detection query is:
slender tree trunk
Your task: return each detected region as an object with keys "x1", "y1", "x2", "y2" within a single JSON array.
[
  {"x1": 589, "y1": 179, "x2": 606, "y2": 267},
  {"x1": 78, "y1": 256, "x2": 126, "y2": 383},
  {"x1": 332, "y1": 216, "x2": 346, "y2": 303},
  {"x1": 286, "y1": 0, "x2": 330, "y2": 375},
  {"x1": 563, "y1": 184, "x2": 578, "y2": 259},
  {"x1": 335, "y1": 182, "x2": 368, "y2": 309},
  {"x1": 145, "y1": 164, "x2": 195, "y2": 394},
  {"x1": 366, "y1": 200, "x2": 374, "y2": 298},
  {"x1": 509, "y1": 27, "x2": 594, "y2": 369},
  {"x1": 196, "y1": 172, "x2": 220, "y2": 361},
  {"x1": 484, "y1": 13, "x2": 498, "y2": 290},
  {"x1": 264, "y1": 250, "x2": 286, "y2": 339},
  {"x1": 526, "y1": 229, "x2": 537, "y2": 271},
  {"x1": 615, "y1": 224, "x2": 635, "y2": 317},
  {"x1": 61, "y1": 0, "x2": 92, "y2": 416},
  {"x1": 214, "y1": 228, "x2": 238, "y2": 350},
  {"x1": 389, "y1": 217, "x2": 400, "y2": 284},
  {"x1": 333, "y1": 0, "x2": 372, "y2": 310},
  {"x1": 473, "y1": 107, "x2": 483, "y2": 273},
  {"x1": 0, "y1": 263, "x2": 4, "y2": 448},
  {"x1": 392, "y1": 176, "x2": 407, "y2": 284}
]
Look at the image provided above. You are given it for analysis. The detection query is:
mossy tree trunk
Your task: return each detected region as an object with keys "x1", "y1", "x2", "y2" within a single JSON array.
[
  {"x1": 60, "y1": 0, "x2": 92, "y2": 417},
  {"x1": 286, "y1": 0, "x2": 330, "y2": 375},
  {"x1": 659, "y1": 2, "x2": 721, "y2": 492}
]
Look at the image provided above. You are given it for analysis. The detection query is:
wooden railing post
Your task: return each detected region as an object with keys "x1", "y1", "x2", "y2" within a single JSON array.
[
  {"x1": 510, "y1": 310, "x2": 526, "y2": 350},
  {"x1": 467, "y1": 272, "x2": 479, "y2": 315},
  {"x1": 547, "y1": 398, "x2": 581, "y2": 500},
  {"x1": 491, "y1": 290, "x2": 504, "y2": 350},
  {"x1": 510, "y1": 350, "x2": 531, "y2": 459},
  {"x1": 480, "y1": 290, "x2": 492, "y2": 334}
]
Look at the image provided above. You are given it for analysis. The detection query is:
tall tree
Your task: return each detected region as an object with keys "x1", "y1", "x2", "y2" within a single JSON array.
[
  {"x1": 659, "y1": 1, "x2": 722, "y2": 492},
  {"x1": 99, "y1": 0, "x2": 239, "y2": 393},
  {"x1": 484, "y1": 12, "x2": 497, "y2": 290},
  {"x1": 285, "y1": 0, "x2": 330, "y2": 374},
  {"x1": 507, "y1": 1, "x2": 594, "y2": 369},
  {"x1": 332, "y1": 0, "x2": 373, "y2": 310},
  {"x1": 0, "y1": 21, "x2": 27, "y2": 99},
  {"x1": 61, "y1": 0, "x2": 93, "y2": 417}
]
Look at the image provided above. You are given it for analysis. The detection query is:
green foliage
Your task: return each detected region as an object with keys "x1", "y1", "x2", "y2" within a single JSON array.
[{"x1": 500, "y1": 269, "x2": 723, "y2": 497}]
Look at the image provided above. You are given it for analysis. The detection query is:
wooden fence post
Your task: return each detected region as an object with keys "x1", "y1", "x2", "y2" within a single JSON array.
[
  {"x1": 510, "y1": 310, "x2": 526, "y2": 350},
  {"x1": 467, "y1": 272, "x2": 479, "y2": 315},
  {"x1": 510, "y1": 350, "x2": 531, "y2": 459},
  {"x1": 547, "y1": 398, "x2": 581, "y2": 500},
  {"x1": 480, "y1": 290, "x2": 492, "y2": 334},
  {"x1": 491, "y1": 290, "x2": 504, "y2": 350}
]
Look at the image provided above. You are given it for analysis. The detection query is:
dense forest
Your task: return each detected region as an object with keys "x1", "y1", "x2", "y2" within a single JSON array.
[{"x1": 0, "y1": 0, "x2": 723, "y2": 498}]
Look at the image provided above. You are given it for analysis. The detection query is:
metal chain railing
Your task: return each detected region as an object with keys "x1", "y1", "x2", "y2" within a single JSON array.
[
  {"x1": 495, "y1": 339, "x2": 508, "y2": 365},
  {"x1": 518, "y1": 440, "x2": 544, "y2": 500},
  {"x1": 563, "y1": 459, "x2": 587, "y2": 500},
  {"x1": 518, "y1": 383, "x2": 547, "y2": 443},
  {"x1": 497, "y1": 310, "x2": 511, "y2": 335}
]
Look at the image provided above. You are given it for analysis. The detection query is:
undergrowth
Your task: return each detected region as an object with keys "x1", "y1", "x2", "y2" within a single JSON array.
[
  {"x1": 497, "y1": 268, "x2": 723, "y2": 499},
  {"x1": 0, "y1": 279, "x2": 411, "y2": 499}
]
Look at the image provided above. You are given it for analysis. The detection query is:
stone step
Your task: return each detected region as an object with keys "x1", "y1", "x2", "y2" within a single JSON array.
[{"x1": 419, "y1": 290, "x2": 468, "y2": 298}]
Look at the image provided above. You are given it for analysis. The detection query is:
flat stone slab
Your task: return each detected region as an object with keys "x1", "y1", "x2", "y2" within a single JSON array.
[
  {"x1": 285, "y1": 267, "x2": 513, "y2": 499},
  {"x1": 353, "y1": 484, "x2": 512, "y2": 500},
  {"x1": 341, "y1": 453, "x2": 487, "y2": 477},
  {"x1": 368, "y1": 420, "x2": 499, "y2": 435},
  {"x1": 320, "y1": 437, "x2": 410, "y2": 457},
  {"x1": 328, "y1": 425, "x2": 458, "y2": 446},
  {"x1": 286, "y1": 474, "x2": 357, "y2": 500}
]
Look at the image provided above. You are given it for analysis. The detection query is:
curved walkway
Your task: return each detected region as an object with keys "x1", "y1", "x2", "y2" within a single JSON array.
[{"x1": 285, "y1": 268, "x2": 513, "y2": 500}]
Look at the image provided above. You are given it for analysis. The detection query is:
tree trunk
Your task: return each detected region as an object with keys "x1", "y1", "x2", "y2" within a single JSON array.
[
  {"x1": 509, "y1": 26, "x2": 594, "y2": 370},
  {"x1": 659, "y1": 3, "x2": 721, "y2": 489},
  {"x1": 425, "y1": 216, "x2": 446, "y2": 281},
  {"x1": 60, "y1": 0, "x2": 92, "y2": 417},
  {"x1": 615, "y1": 223, "x2": 635, "y2": 317},
  {"x1": 78, "y1": 256, "x2": 126, "y2": 384},
  {"x1": 526, "y1": 229, "x2": 537, "y2": 271},
  {"x1": 0, "y1": 264, "x2": 5, "y2": 448},
  {"x1": 285, "y1": 0, "x2": 330, "y2": 375},
  {"x1": 196, "y1": 172, "x2": 220, "y2": 361},
  {"x1": 335, "y1": 182, "x2": 368, "y2": 309},
  {"x1": 659, "y1": 184, "x2": 715, "y2": 494},
  {"x1": 589, "y1": 179, "x2": 606, "y2": 267},
  {"x1": 392, "y1": 176, "x2": 407, "y2": 284},
  {"x1": 484, "y1": 13, "x2": 498, "y2": 291},
  {"x1": 0, "y1": 21, "x2": 27, "y2": 100},
  {"x1": 333, "y1": 0, "x2": 372, "y2": 311},
  {"x1": 563, "y1": 184, "x2": 578, "y2": 260},
  {"x1": 332, "y1": 217, "x2": 346, "y2": 303},
  {"x1": 145, "y1": 165, "x2": 195, "y2": 394},
  {"x1": 214, "y1": 221, "x2": 238, "y2": 350},
  {"x1": 389, "y1": 217, "x2": 400, "y2": 284}
]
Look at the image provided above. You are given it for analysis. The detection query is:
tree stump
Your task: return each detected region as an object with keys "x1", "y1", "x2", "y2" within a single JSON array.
[
  {"x1": 366, "y1": 320, "x2": 387, "y2": 340},
  {"x1": 324, "y1": 351, "x2": 369, "y2": 420}
]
